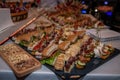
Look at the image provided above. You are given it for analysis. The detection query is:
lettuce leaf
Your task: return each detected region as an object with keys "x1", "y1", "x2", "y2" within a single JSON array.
[{"x1": 40, "y1": 50, "x2": 61, "y2": 65}]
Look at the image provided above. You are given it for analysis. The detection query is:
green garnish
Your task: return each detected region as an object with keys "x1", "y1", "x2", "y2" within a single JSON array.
[
  {"x1": 109, "y1": 48, "x2": 114, "y2": 53},
  {"x1": 40, "y1": 50, "x2": 61, "y2": 65},
  {"x1": 76, "y1": 60, "x2": 86, "y2": 66},
  {"x1": 19, "y1": 40, "x2": 29, "y2": 47},
  {"x1": 30, "y1": 36, "x2": 37, "y2": 42}
]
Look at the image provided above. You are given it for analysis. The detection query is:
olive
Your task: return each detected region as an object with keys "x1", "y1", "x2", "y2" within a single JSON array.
[
  {"x1": 65, "y1": 62, "x2": 71, "y2": 69},
  {"x1": 68, "y1": 57, "x2": 74, "y2": 64}
]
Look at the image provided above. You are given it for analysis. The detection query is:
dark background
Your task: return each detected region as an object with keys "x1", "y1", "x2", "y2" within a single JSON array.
[{"x1": 79, "y1": 0, "x2": 120, "y2": 32}]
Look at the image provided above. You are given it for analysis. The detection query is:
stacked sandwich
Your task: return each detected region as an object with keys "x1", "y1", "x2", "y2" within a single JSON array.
[
  {"x1": 40, "y1": 32, "x2": 114, "y2": 73},
  {"x1": 12, "y1": 17, "x2": 59, "y2": 60}
]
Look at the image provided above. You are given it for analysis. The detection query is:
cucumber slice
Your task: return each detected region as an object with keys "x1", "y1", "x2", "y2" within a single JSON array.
[
  {"x1": 90, "y1": 52, "x2": 95, "y2": 57},
  {"x1": 85, "y1": 54, "x2": 91, "y2": 58},
  {"x1": 77, "y1": 60, "x2": 86, "y2": 66},
  {"x1": 109, "y1": 48, "x2": 114, "y2": 53}
]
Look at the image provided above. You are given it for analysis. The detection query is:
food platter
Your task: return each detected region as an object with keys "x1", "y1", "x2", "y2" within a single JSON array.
[
  {"x1": 9, "y1": 27, "x2": 120, "y2": 79},
  {"x1": 45, "y1": 48, "x2": 120, "y2": 80},
  {"x1": 10, "y1": 39, "x2": 119, "y2": 79},
  {"x1": 0, "y1": 43, "x2": 41, "y2": 77},
  {"x1": 14, "y1": 40, "x2": 119, "y2": 79}
]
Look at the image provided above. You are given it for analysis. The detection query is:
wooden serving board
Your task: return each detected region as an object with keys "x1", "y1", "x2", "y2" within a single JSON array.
[{"x1": 0, "y1": 43, "x2": 41, "y2": 77}]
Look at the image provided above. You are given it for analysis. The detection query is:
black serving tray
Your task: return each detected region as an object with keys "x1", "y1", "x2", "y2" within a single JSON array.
[
  {"x1": 44, "y1": 48, "x2": 120, "y2": 80},
  {"x1": 11, "y1": 38, "x2": 120, "y2": 80}
]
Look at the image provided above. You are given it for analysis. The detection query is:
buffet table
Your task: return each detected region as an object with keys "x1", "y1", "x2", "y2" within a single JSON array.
[
  {"x1": 0, "y1": 8, "x2": 120, "y2": 80},
  {"x1": 0, "y1": 37, "x2": 120, "y2": 80}
]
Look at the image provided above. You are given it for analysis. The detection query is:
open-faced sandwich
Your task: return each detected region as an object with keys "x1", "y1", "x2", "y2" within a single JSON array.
[{"x1": 94, "y1": 42, "x2": 114, "y2": 59}]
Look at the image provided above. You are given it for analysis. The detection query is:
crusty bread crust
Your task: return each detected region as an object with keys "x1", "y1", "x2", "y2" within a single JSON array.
[
  {"x1": 58, "y1": 41, "x2": 70, "y2": 50},
  {"x1": 42, "y1": 44, "x2": 58, "y2": 57},
  {"x1": 54, "y1": 54, "x2": 65, "y2": 70}
]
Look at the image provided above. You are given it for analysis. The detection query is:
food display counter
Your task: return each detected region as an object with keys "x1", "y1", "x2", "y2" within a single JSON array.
[{"x1": 0, "y1": 1, "x2": 120, "y2": 80}]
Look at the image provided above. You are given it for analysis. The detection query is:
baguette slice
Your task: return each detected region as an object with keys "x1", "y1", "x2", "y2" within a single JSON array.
[
  {"x1": 75, "y1": 30, "x2": 85, "y2": 38},
  {"x1": 58, "y1": 41, "x2": 70, "y2": 50},
  {"x1": 14, "y1": 30, "x2": 39, "y2": 42},
  {"x1": 42, "y1": 44, "x2": 58, "y2": 57},
  {"x1": 66, "y1": 34, "x2": 78, "y2": 43},
  {"x1": 82, "y1": 34, "x2": 91, "y2": 43},
  {"x1": 54, "y1": 54, "x2": 65, "y2": 70},
  {"x1": 100, "y1": 54, "x2": 110, "y2": 59}
]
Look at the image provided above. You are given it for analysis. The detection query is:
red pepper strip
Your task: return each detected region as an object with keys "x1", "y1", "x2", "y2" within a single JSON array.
[{"x1": 33, "y1": 38, "x2": 45, "y2": 51}]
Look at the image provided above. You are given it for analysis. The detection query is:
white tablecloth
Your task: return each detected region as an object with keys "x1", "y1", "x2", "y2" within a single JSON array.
[{"x1": 0, "y1": 8, "x2": 14, "y2": 33}]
